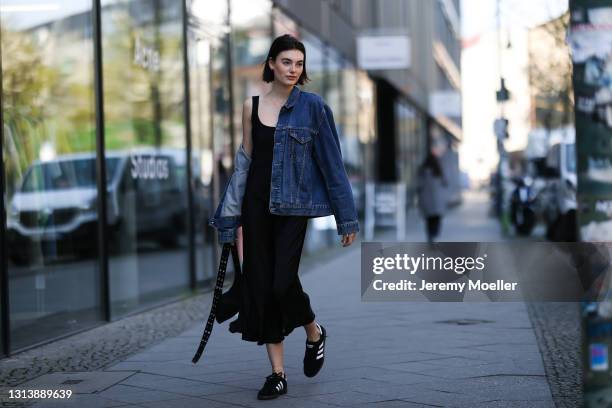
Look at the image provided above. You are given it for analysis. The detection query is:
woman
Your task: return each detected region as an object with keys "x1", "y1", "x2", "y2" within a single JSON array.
[
  {"x1": 210, "y1": 34, "x2": 359, "y2": 400},
  {"x1": 416, "y1": 149, "x2": 447, "y2": 243}
]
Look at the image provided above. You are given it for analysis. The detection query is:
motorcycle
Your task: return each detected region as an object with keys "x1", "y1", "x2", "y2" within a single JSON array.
[{"x1": 510, "y1": 176, "x2": 537, "y2": 236}]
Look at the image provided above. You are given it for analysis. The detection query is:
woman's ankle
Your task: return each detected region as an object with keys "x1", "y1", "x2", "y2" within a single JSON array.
[
  {"x1": 306, "y1": 322, "x2": 321, "y2": 342},
  {"x1": 305, "y1": 321, "x2": 321, "y2": 342}
]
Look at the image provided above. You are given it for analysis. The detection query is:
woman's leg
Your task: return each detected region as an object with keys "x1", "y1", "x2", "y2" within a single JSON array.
[
  {"x1": 304, "y1": 320, "x2": 321, "y2": 342},
  {"x1": 426, "y1": 216, "x2": 435, "y2": 243},
  {"x1": 266, "y1": 341, "x2": 285, "y2": 375},
  {"x1": 433, "y1": 216, "x2": 442, "y2": 238}
]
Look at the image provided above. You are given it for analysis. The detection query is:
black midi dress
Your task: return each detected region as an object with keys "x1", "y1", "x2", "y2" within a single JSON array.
[{"x1": 225, "y1": 95, "x2": 315, "y2": 345}]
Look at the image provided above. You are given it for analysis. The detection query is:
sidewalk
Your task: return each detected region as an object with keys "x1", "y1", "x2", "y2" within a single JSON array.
[{"x1": 21, "y1": 191, "x2": 561, "y2": 407}]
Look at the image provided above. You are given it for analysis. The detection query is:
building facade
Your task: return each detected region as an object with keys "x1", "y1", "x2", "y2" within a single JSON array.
[{"x1": 0, "y1": 0, "x2": 460, "y2": 357}]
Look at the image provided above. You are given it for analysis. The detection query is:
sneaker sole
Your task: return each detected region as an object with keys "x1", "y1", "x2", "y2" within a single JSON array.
[{"x1": 257, "y1": 388, "x2": 287, "y2": 400}]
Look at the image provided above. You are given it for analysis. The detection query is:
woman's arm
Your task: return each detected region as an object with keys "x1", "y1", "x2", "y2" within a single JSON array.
[{"x1": 312, "y1": 102, "x2": 359, "y2": 239}]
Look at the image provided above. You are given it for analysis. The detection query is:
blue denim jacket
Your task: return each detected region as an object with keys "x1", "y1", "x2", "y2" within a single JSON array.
[{"x1": 209, "y1": 85, "x2": 359, "y2": 243}]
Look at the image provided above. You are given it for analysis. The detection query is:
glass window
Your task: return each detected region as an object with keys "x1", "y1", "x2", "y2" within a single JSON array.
[
  {"x1": 1, "y1": 0, "x2": 102, "y2": 351},
  {"x1": 188, "y1": 0, "x2": 231, "y2": 284},
  {"x1": 101, "y1": 0, "x2": 190, "y2": 317},
  {"x1": 230, "y1": 0, "x2": 272, "y2": 151},
  {"x1": 299, "y1": 30, "x2": 325, "y2": 95}
]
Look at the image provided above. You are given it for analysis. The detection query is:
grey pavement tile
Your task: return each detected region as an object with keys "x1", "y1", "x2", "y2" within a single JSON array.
[
  {"x1": 336, "y1": 380, "x2": 469, "y2": 403},
  {"x1": 134, "y1": 396, "x2": 239, "y2": 408},
  {"x1": 202, "y1": 388, "x2": 336, "y2": 408},
  {"x1": 299, "y1": 390, "x2": 391, "y2": 406},
  {"x1": 182, "y1": 370, "x2": 262, "y2": 385},
  {"x1": 455, "y1": 400, "x2": 556, "y2": 408},
  {"x1": 283, "y1": 378, "x2": 374, "y2": 397},
  {"x1": 473, "y1": 384, "x2": 553, "y2": 402},
  {"x1": 404, "y1": 362, "x2": 546, "y2": 380},
  {"x1": 107, "y1": 361, "x2": 256, "y2": 378},
  {"x1": 350, "y1": 401, "x2": 442, "y2": 408},
  {"x1": 18, "y1": 371, "x2": 136, "y2": 394},
  {"x1": 358, "y1": 370, "x2": 441, "y2": 386},
  {"x1": 469, "y1": 343, "x2": 542, "y2": 353},
  {"x1": 30, "y1": 393, "x2": 139, "y2": 408},
  {"x1": 95, "y1": 384, "x2": 186, "y2": 404},
  {"x1": 118, "y1": 372, "x2": 243, "y2": 397},
  {"x1": 270, "y1": 399, "x2": 342, "y2": 408},
  {"x1": 394, "y1": 390, "x2": 493, "y2": 408},
  {"x1": 430, "y1": 376, "x2": 553, "y2": 401},
  {"x1": 420, "y1": 356, "x2": 491, "y2": 368},
  {"x1": 209, "y1": 376, "x2": 263, "y2": 391}
]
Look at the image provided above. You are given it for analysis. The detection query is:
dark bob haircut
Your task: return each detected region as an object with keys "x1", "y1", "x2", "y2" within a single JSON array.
[{"x1": 262, "y1": 34, "x2": 310, "y2": 85}]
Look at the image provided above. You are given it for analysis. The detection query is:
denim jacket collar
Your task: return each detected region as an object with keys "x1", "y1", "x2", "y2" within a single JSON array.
[{"x1": 284, "y1": 85, "x2": 301, "y2": 109}]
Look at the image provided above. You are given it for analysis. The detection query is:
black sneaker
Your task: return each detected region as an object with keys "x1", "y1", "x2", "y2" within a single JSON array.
[
  {"x1": 303, "y1": 323, "x2": 326, "y2": 377},
  {"x1": 257, "y1": 372, "x2": 287, "y2": 400}
]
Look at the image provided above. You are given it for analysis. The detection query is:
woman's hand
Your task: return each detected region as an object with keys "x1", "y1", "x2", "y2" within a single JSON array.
[{"x1": 341, "y1": 232, "x2": 357, "y2": 247}]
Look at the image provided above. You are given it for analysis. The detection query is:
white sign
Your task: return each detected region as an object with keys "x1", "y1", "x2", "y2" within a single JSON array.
[
  {"x1": 429, "y1": 91, "x2": 461, "y2": 117},
  {"x1": 134, "y1": 37, "x2": 160, "y2": 72},
  {"x1": 131, "y1": 155, "x2": 169, "y2": 180},
  {"x1": 357, "y1": 35, "x2": 411, "y2": 70}
]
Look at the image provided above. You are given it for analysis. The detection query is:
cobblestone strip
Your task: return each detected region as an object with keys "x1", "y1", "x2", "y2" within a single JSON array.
[
  {"x1": 0, "y1": 290, "x2": 214, "y2": 389},
  {"x1": 527, "y1": 302, "x2": 583, "y2": 408}
]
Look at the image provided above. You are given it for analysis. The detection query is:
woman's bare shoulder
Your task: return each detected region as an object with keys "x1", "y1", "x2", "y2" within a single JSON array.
[{"x1": 242, "y1": 97, "x2": 253, "y2": 118}]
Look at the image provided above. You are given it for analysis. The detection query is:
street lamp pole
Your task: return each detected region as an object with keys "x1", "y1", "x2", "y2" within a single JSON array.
[{"x1": 495, "y1": 0, "x2": 510, "y2": 226}]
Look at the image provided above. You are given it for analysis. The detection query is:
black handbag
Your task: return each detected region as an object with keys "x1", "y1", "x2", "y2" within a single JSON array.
[{"x1": 192, "y1": 242, "x2": 242, "y2": 364}]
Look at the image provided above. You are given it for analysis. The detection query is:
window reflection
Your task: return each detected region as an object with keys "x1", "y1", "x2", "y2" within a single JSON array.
[
  {"x1": 100, "y1": 0, "x2": 190, "y2": 317},
  {"x1": 1, "y1": 0, "x2": 102, "y2": 351},
  {"x1": 189, "y1": 0, "x2": 230, "y2": 284}
]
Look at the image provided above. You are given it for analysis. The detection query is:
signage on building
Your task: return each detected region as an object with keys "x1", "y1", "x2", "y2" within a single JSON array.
[
  {"x1": 133, "y1": 37, "x2": 160, "y2": 72},
  {"x1": 429, "y1": 90, "x2": 461, "y2": 117},
  {"x1": 130, "y1": 155, "x2": 169, "y2": 180},
  {"x1": 357, "y1": 35, "x2": 411, "y2": 70}
]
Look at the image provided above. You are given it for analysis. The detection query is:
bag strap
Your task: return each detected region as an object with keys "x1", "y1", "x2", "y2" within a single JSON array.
[{"x1": 192, "y1": 242, "x2": 241, "y2": 364}]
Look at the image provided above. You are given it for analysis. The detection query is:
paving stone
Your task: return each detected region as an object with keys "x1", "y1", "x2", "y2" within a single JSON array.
[
  {"x1": 29, "y1": 393, "x2": 138, "y2": 408},
  {"x1": 134, "y1": 395, "x2": 237, "y2": 408}
]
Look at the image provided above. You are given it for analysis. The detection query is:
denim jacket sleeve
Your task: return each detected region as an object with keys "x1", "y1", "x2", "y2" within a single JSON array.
[
  {"x1": 208, "y1": 143, "x2": 251, "y2": 244},
  {"x1": 313, "y1": 103, "x2": 360, "y2": 236}
]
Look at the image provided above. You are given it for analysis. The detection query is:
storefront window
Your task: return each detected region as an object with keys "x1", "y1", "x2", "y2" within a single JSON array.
[
  {"x1": 299, "y1": 30, "x2": 325, "y2": 96},
  {"x1": 189, "y1": 0, "x2": 231, "y2": 284},
  {"x1": 230, "y1": 0, "x2": 272, "y2": 152},
  {"x1": 101, "y1": 0, "x2": 190, "y2": 316},
  {"x1": 338, "y1": 59, "x2": 365, "y2": 215},
  {"x1": 1, "y1": 0, "x2": 102, "y2": 351}
]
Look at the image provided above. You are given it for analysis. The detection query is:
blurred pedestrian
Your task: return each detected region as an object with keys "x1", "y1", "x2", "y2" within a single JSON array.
[
  {"x1": 210, "y1": 34, "x2": 359, "y2": 400},
  {"x1": 417, "y1": 148, "x2": 448, "y2": 243}
]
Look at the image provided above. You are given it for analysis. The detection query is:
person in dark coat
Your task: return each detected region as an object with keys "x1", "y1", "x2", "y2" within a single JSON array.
[{"x1": 417, "y1": 150, "x2": 448, "y2": 243}]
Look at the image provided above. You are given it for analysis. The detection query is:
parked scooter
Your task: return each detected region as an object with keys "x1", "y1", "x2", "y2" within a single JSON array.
[{"x1": 510, "y1": 176, "x2": 537, "y2": 236}]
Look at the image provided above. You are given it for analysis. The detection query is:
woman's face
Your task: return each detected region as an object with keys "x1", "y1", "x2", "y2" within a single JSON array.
[{"x1": 268, "y1": 49, "x2": 304, "y2": 86}]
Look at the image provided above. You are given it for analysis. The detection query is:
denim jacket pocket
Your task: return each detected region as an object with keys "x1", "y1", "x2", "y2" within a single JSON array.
[
  {"x1": 287, "y1": 129, "x2": 313, "y2": 204},
  {"x1": 288, "y1": 128, "x2": 312, "y2": 144}
]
